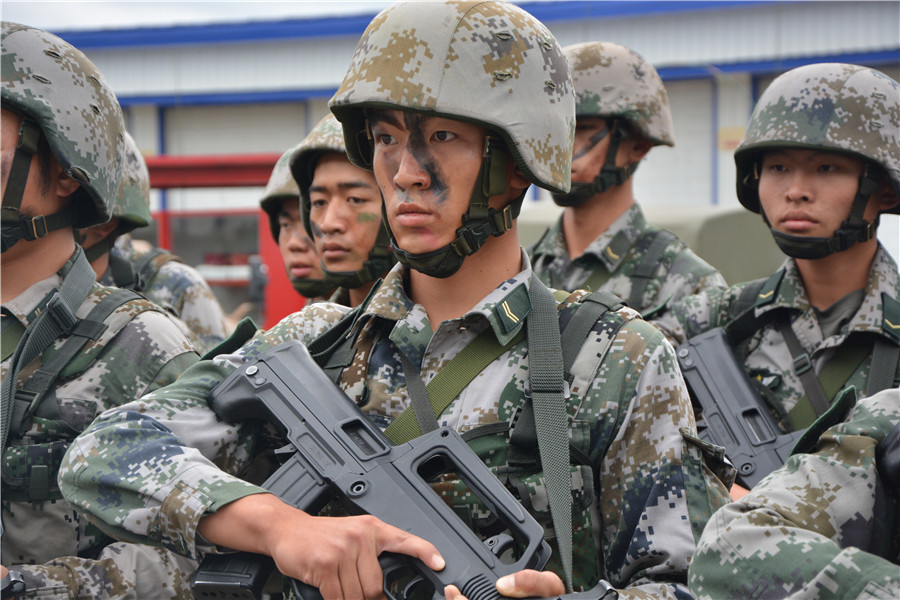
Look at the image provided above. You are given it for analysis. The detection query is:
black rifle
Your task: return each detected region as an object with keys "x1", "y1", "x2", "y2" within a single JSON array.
[
  {"x1": 190, "y1": 340, "x2": 618, "y2": 600},
  {"x1": 676, "y1": 328, "x2": 803, "y2": 488}
]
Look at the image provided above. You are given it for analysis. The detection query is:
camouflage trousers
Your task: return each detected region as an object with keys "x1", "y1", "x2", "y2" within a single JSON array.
[{"x1": 15, "y1": 543, "x2": 197, "y2": 599}]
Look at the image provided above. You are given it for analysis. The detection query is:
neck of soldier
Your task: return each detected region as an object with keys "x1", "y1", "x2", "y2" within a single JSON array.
[
  {"x1": 562, "y1": 179, "x2": 635, "y2": 258},
  {"x1": 407, "y1": 222, "x2": 523, "y2": 331},
  {"x1": 348, "y1": 279, "x2": 377, "y2": 309},
  {"x1": 794, "y1": 235, "x2": 878, "y2": 311},
  {"x1": 1, "y1": 229, "x2": 78, "y2": 304}
]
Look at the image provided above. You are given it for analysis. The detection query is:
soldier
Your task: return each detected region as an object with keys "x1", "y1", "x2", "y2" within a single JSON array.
[
  {"x1": 652, "y1": 63, "x2": 900, "y2": 493},
  {"x1": 1, "y1": 22, "x2": 199, "y2": 598},
  {"x1": 530, "y1": 41, "x2": 726, "y2": 316},
  {"x1": 260, "y1": 140, "x2": 333, "y2": 303},
  {"x1": 79, "y1": 131, "x2": 230, "y2": 353},
  {"x1": 291, "y1": 113, "x2": 393, "y2": 307},
  {"x1": 688, "y1": 386, "x2": 900, "y2": 599},
  {"x1": 59, "y1": 2, "x2": 731, "y2": 599}
]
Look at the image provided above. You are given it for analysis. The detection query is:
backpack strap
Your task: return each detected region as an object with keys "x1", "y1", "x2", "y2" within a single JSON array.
[
  {"x1": 1, "y1": 248, "x2": 96, "y2": 454},
  {"x1": 627, "y1": 229, "x2": 677, "y2": 308},
  {"x1": 724, "y1": 269, "x2": 786, "y2": 348},
  {"x1": 4, "y1": 288, "x2": 161, "y2": 502},
  {"x1": 108, "y1": 249, "x2": 143, "y2": 291},
  {"x1": 132, "y1": 247, "x2": 180, "y2": 288}
]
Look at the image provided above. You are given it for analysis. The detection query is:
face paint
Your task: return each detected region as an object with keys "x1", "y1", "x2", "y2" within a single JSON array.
[
  {"x1": 356, "y1": 212, "x2": 379, "y2": 224},
  {"x1": 572, "y1": 126, "x2": 609, "y2": 161},
  {"x1": 403, "y1": 112, "x2": 449, "y2": 203},
  {"x1": 310, "y1": 221, "x2": 323, "y2": 239}
]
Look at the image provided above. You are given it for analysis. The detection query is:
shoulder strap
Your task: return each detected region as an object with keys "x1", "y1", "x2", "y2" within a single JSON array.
[
  {"x1": 1, "y1": 248, "x2": 96, "y2": 453},
  {"x1": 132, "y1": 247, "x2": 179, "y2": 286},
  {"x1": 867, "y1": 337, "x2": 900, "y2": 395},
  {"x1": 628, "y1": 229, "x2": 677, "y2": 308},
  {"x1": 108, "y1": 250, "x2": 142, "y2": 291},
  {"x1": 9, "y1": 288, "x2": 152, "y2": 439}
]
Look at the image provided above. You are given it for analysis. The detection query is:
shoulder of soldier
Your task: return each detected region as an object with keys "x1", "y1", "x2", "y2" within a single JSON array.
[
  {"x1": 556, "y1": 287, "x2": 661, "y2": 342},
  {"x1": 237, "y1": 300, "x2": 354, "y2": 360},
  {"x1": 833, "y1": 389, "x2": 900, "y2": 442}
]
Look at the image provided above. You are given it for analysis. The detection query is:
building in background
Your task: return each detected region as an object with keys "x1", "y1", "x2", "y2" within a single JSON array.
[{"x1": 46, "y1": 0, "x2": 900, "y2": 326}]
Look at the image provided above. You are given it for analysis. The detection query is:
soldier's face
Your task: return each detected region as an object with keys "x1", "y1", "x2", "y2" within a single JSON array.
[
  {"x1": 369, "y1": 110, "x2": 486, "y2": 255},
  {"x1": 757, "y1": 149, "x2": 884, "y2": 238},
  {"x1": 277, "y1": 197, "x2": 324, "y2": 284},
  {"x1": 0, "y1": 109, "x2": 45, "y2": 212},
  {"x1": 307, "y1": 153, "x2": 382, "y2": 275}
]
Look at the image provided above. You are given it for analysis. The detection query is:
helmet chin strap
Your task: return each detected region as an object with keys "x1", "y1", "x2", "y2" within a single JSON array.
[
  {"x1": 321, "y1": 224, "x2": 396, "y2": 289},
  {"x1": 1, "y1": 119, "x2": 77, "y2": 253},
  {"x1": 551, "y1": 119, "x2": 639, "y2": 208},
  {"x1": 387, "y1": 136, "x2": 519, "y2": 279},
  {"x1": 764, "y1": 167, "x2": 881, "y2": 260}
]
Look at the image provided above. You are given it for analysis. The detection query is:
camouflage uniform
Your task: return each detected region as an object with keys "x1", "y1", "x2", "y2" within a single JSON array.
[
  {"x1": 60, "y1": 3, "x2": 731, "y2": 598},
  {"x1": 1, "y1": 22, "x2": 200, "y2": 598},
  {"x1": 61, "y1": 257, "x2": 733, "y2": 597},
  {"x1": 530, "y1": 203, "x2": 727, "y2": 314},
  {"x1": 652, "y1": 63, "x2": 900, "y2": 430},
  {"x1": 688, "y1": 387, "x2": 900, "y2": 600},
  {"x1": 530, "y1": 41, "x2": 726, "y2": 315},
  {"x1": 108, "y1": 236, "x2": 229, "y2": 354}
]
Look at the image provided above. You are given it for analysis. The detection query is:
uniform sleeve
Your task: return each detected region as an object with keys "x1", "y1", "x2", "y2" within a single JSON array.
[
  {"x1": 688, "y1": 394, "x2": 900, "y2": 600},
  {"x1": 650, "y1": 286, "x2": 734, "y2": 346},
  {"x1": 58, "y1": 304, "x2": 348, "y2": 560},
  {"x1": 593, "y1": 318, "x2": 733, "y2": 598}
]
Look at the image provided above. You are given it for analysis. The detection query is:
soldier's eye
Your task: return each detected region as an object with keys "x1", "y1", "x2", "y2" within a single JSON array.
[{"x1": 432, "y1": 131, "x2": 456, "y2": 142}]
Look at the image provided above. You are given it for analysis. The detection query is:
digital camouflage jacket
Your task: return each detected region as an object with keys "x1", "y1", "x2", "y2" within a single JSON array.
[
  {"x1": 60, "y1": 253, "x2": 732, "y2": 598},
  {"x1": 2, "y1": 249, "x2": 200, "y2": 598},
  {"x1": 530, "y1": 204, "x2": 726, "y2": 315},
  {"x1": 110, "y1": 238, "x2": 229, "y2": 353},
  {"x1": 652, "y1": 244, "x2": 900, "y2": 430},
  {"x1": 689, "y1": 387, "x2": 900, "y2": 600}
]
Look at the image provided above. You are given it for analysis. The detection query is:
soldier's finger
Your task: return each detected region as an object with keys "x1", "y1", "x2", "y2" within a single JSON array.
[{"x1": 496, "y1": 569, "x2": 566, "y2": 598}]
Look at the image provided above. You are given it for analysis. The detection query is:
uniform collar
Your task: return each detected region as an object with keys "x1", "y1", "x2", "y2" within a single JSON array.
[
  {"x1": 0, "y1": 249, "x2": 84, "y2": 326},
  {"x1": 361, "y1": 249, "x2": 534, "y2": 347}
]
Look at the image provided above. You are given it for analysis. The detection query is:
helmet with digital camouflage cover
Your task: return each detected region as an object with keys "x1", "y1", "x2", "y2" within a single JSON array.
[
  {"x1": 329, "y1": 0, "x2": 575, "y2": 278},
  {"x1": 261, "y1": 144, "x2": 302, "y2": 243},
  {"x1": 290, "y1": 114, "x2": 394, "y2": 289},
  {"x1": 553, "y1": 41, "x2": 675, "y2": 207},
  {"x1": 735, "y1": 63, "x2": 900, "y2": 259},
  {"x1": 1, "y1": 21, "x2": 125, "y2": 253},
  {"x1": 80, "y1": 131, "x2": 151, "y2": 262}
]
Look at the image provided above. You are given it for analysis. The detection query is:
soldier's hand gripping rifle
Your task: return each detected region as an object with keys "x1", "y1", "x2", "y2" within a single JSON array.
[
  {"x1": 190, "y1": 340, "x2": 617, "y2": 600},
  {"x1": 676, "y1": 328, "x2": 803, "y2": 489}
]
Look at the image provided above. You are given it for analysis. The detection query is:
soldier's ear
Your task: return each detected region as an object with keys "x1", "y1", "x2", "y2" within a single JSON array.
[
  {"x1": 509, "y1": 166, "x2": 530, "y2": 195},
  {"x1": 54, "y1": 167, "x2": 81, "y2": 199},
  {"x1": 624, "y1": 136, "x2": 652, "y2": 163}
]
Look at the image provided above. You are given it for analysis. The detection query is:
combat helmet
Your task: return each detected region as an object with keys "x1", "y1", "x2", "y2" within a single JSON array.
[
  {"x1": 735, "y1": 63, "x2": 900, "y2": 259},
  {"x1": 289, "y1": 113, "x2": 394, "y2": 290},
  {"x1": 329, "y1": 0, "x2": 575, "y2": 278},
  {"x1": 81, "y1": 131, "x2": 152, "y2": 263},
  {"x1": 1, "y1": 22, "x2": 125, "y2": 253},
  {"x1": 553, "y1": 41, "x2": 675, "y2": 207},
  {"x1": 261, "y1": 139, "x2": 334, "y2": 297}
]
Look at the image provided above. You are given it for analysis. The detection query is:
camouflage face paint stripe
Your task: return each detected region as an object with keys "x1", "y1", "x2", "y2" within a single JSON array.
[
  {"x1": 572, "y1": 126, "x2": 610, "y2": 161},
  {"x1": 402, "y1": 112, "x2": 450, "y2": 204}
]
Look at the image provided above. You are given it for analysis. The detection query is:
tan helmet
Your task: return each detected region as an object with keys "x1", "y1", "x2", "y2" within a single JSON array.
[
  {"x1": 566, "y1": 41, "x2": 674, "y2": 147},
  {"x1": 735, "y1": 63, "x2": 899, "y2": 259},
  {"x1": 329, "y1": 0, "x2": 574, "y2": 277},
  {"x1": 1, "y1": 22, "x2": 125, "y2": 252},
  {"x1": 553, "y1": 41, "x2": 673, "y2": 207}
]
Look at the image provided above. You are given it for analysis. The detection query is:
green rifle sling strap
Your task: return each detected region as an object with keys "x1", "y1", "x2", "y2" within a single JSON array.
[
  {"x1": 526, "y1": 273, "x2": 574, "y2": 593},
  {"x1": 1, "y1": 311, "x2": 26, "y2": 362},
  {"x1": 867, "y1": 337, "x2": 900, "y2": 395},
  {"x1": 778, "y1": 316, "x2": 831, "y2": 425},
  {"x1": 384, "y1": 326, "x2": 526, "y2": 445},
  {"x1": 627, "y1": 229, "x2": 677, "y2": 308}
]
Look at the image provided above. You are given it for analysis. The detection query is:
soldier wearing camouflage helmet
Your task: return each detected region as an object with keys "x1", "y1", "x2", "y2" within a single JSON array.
[
  {"x1": 652, "y1": 63, "x2": 900, "y2": 496},
  {"x1": 58, "y1": 3, "x2": 731, "y2": 599},
  {"x1": 260, "y1": 140, "x2": 333, "y2": 301},
  {"x1": 87, "y1": 131, "x2": 230, "y2": 353},
  {"x1": 1, "y1": 21, "x2": 201, "y2": 598},
  {"x1": 290, "y1": 113, "x2": 392, "y2": 307},
  {"x1": 689, "y1": 386, "x2": 900, "y2": 599},
  {"x1": 530, "y1": 41, "x2": 726, "y2": 316}
]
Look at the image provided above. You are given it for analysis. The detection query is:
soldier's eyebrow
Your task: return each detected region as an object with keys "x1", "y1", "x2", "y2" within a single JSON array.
[
  {"x1": 309, "y1": 180, "x2": 377, "y2": 194},
  {"x1": 367, "y1": 110, "x2": 401, "y2": 130}
]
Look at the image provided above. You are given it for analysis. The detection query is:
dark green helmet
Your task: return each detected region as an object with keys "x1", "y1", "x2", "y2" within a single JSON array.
[
  {"x1": 112, "y1": 131, "x2": 152, "y2": 234},
  {"x1": 735, "y1": 63, "x2": 899, "y2": 259}
]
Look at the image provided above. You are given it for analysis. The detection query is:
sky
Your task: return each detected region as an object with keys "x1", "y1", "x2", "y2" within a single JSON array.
[{"x1": 2, "y1": 1, "x2": 399, "y2": 32}]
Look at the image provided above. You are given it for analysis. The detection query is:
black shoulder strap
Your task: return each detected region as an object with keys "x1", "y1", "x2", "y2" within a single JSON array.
[
  {"x1": 628, "y1": 229, "x2": 678, "y2": 308},
  {"x1": 12, "y1": 288, "x2": 152, "y2": 436},
  {"x1": 108, "y1": 250, "x2": 143, "y2": 291},
  {"x1": 561, "y1": 288, "x2": 624, "y2": 378},
  {"x1": 724, "y1": 269, "x2": 785, "y2": 346}
]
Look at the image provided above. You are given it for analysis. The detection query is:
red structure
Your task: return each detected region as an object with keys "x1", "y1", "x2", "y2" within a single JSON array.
[{"x1": 145, "y1": 153, "x2": 305, "y2": 328}]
